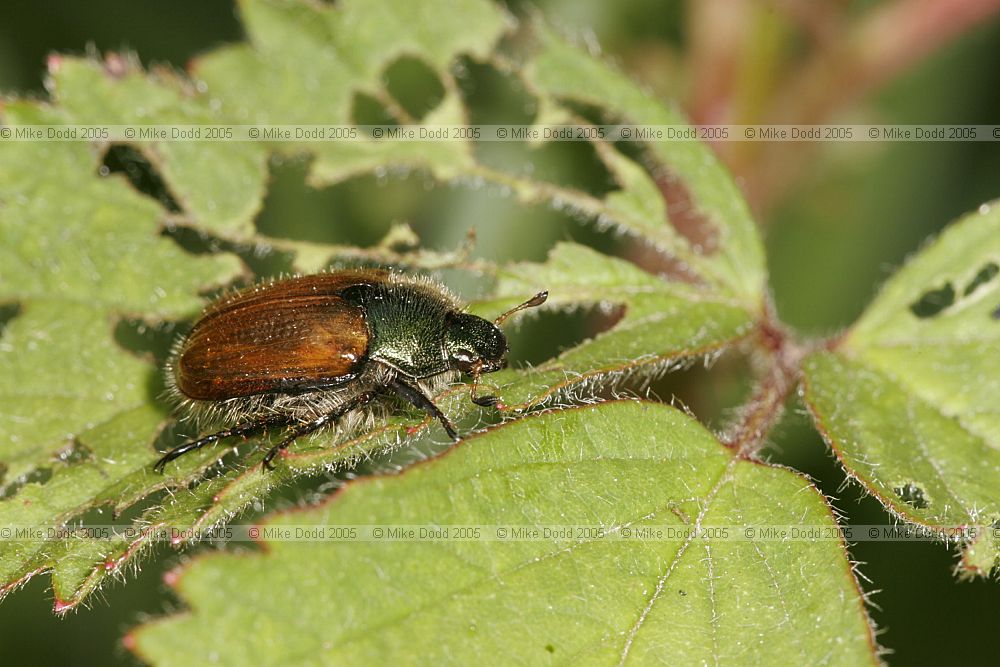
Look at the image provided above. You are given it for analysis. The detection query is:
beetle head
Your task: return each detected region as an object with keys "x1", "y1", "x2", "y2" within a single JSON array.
[
  {"x1": 445, "y1": 313, "x2": 508, "y2": 375},
  {"x1": 444, "y1": 291, "x2": 548, "y2": 377}
]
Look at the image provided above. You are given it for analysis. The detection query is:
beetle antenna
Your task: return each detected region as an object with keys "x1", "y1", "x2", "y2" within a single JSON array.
[{"x1": 494, "y1": 291, "x2": 548, "y2": 327}]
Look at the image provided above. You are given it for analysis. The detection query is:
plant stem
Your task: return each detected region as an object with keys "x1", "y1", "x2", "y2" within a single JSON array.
[{"x1": 722, "y1": 310, "x2": 804, "y2": 457}]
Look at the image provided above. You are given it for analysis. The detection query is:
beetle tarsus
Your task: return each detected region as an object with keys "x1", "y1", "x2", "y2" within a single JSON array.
[
  {"x1": 260, "y1": 415, "x2": 330, "y2": 472},
  {"x1": 154, "y1": 416, "x2": 289, "y2": 473},
  {"x1": 472, "y1": 394, "x2": 500, "y2": 407}
]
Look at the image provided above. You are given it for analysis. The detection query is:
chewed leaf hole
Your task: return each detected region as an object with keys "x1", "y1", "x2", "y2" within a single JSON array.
[
  {"x1": 383, "y1": 56, "x2": 446, "y2": 121},
  {"x1": 893, "y1": 482, "x2": 930, "y2": 509},
  {"x1": 910, "y1": 263, "x2": 999, "y2": 319},
  {"x1": 0, "y1": 302, "x2": 22, "y2": 336},
  {"x1": 352, "y1": 91, "x2": 398, "y2": 128},
  {"x1": 909, "y1": 282, "x2": 955, "y2": 318},
  {"x1": 57, "y1": 439, "x2": 93, "y2": 465},
  {"x1": 456, "y1": 57, "x2": 535, "y2": 127},
  {"x1": 0, "y1": 466, "x2": 52, "y2": 500},
  {"x1": 963, "y1": 261, "x2": 998, "y2": 296},
  {"x1": 101, "y1": 144, "x2": 180, "y2": 212},
  {"x1": 504, "y1": 305, "x2": 619, "y2": 368},
  {"x1": 114, "y1": 318, "x2": 179, "y2": 366},
  {"x1": 163, "y1": 223, "x2": 294, "y2": 277}
]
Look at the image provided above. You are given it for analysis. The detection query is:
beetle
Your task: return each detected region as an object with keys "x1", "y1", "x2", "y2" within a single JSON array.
[{"x1": 154, "y1": 269, "x2": 547, "y2": 472}]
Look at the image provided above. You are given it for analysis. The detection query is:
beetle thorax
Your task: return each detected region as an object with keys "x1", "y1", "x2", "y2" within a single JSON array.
[{"x1": 342, "y1": 282, "x2": 453, "y2": 379}]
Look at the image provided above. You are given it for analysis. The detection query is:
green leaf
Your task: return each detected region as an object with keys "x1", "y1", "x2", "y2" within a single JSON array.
[
  {"x1": 523, "y1": 22, "x2": 766, "y2": 306},
  {"x1": 0, "y1": 98, "x2": 244, "y2": 603},
  {"x1": 0, "y1": 304, "x2": 152, "y2": 479},
  {"x1": 49, "y1": 57, "x2": 268, "y2": 239},
  {"x1": 196, "y1": 0, "x2": 509, "y2": 122},
  {"x1": 0, "y1": 406, "x2": 163, "y2": 604},
  {"x1": 802, "y1": 202, "x2": 1000, "y2": 570},
  {"x1": 131, "y1": 402, "x2": 876, "y2": 665},
  {"x1": 0, "y1": 101, "x2": 242, "y2": 484},
  {"x1": 193, "y1": 0, "x2": 504, "y2": 184},
  {"x1": 189, "y1": 0, "x2": 765, "y2": 395},
  {"x1": 0, "y1": 0, "x2": 768, "y2": 611},
  {"x1": 0, "y1": 104, "x2": 243, "y2": 314},
  {"x1": 845, "y1": 202, "x2": 1000, "y2": 442},
  {"x1": 471, "y1": 243, "x2": 754, "y2": 408}
]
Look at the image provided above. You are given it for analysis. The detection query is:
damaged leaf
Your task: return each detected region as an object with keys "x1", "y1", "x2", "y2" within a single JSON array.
[
  {"x1": 803, "y1": 202, "x2": 1000, "y2": 573},
  {"x1": 131, "y1": 402, "x2": 877, "y2": 666}
]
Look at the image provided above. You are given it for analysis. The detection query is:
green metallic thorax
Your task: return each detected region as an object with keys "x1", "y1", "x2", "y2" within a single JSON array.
[{"x1": 342, "y1": 282, "x2": 452, "y2": 379}]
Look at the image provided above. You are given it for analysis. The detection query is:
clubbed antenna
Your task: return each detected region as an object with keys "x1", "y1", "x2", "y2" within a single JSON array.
[{"x1": 494, "y1": 291, "x2": 548, "y2": 327}]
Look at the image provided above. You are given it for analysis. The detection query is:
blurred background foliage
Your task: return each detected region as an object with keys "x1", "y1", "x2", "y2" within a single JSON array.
[{"x1": 1, "y1": 1, "x2": 999, "y2": 664}]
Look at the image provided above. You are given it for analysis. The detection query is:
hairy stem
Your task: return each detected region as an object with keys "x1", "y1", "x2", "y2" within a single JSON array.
[{"x1": 722, "y1": 313, "x2": 805, "y2": 456}]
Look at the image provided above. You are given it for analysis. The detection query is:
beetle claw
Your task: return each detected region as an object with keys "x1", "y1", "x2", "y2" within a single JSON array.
[{"x1": 472, "y1": 394, "x2": 500, "y2": 408}]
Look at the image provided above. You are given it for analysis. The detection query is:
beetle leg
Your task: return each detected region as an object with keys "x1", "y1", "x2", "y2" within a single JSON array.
[
  {"x1": 154, "y1": 415, "x2": 290, "y2": 473},
  {"x1": 469, "y1": 370, "x2": 500, "y2": 408},
  {"x1": 261, "y1": 389, "x2": 380, "y2": 471},
  {"x1": 390, "y1": 378, "x2": 459, "y2": 441}
]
